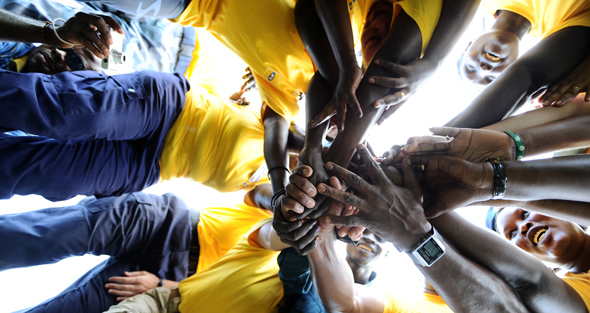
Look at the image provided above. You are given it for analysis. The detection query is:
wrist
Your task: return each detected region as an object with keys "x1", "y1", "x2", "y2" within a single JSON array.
[
  {"x1": 485, "y1": 158, "x2": 507, "y2": 200},
  {"x1": 503, "y1": 130, "x2": 525, "y2": 161},
  {"x1": 396, "y1": 222, "x2": 432, "y2": 252}
]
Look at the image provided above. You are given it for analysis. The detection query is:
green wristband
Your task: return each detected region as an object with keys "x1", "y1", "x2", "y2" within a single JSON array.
[{"x1": 503, "y1": 130, "x2": 525, "y2": 161}]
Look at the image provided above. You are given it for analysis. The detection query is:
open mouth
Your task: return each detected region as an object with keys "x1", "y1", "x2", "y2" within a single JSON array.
[
  {"x1": 358, "y1": 242, "x2": 374, "y2": 253},
  {"x1": 533, "y1": 228, "x2": 547, "y2": 246},
  {"x1": 484, "y1": 51, "x2": 502, "y2": 63}
]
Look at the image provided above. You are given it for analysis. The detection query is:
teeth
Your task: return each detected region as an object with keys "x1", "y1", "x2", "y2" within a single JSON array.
[
  {"x1": 485, "y1": 52, "x2": 501, "y2": 62},
  {"x1": 533, "y1": 229, "x2": 547, "y2": 245},
  {"x1": 358, "y1": 243, "x2": 373, "y2": 253}
]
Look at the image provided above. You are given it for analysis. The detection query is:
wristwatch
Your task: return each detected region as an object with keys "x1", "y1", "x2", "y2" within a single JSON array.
[{"x1": 406, "y1": 226, "x2": 445, "y2": 267}]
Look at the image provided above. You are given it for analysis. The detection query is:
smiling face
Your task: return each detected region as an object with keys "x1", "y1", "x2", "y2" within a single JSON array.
[
  {"x1": 460, "y1": 30, "x2": 520, "y2": 86},
  {"x1": 23, "y1": 45, "x2": 102, "y2": 74},
  {"x1": 360, "y1": 1, "x2": 394, "y2": 67},
  {"x1": 346, "y1": 229, "x2": 386, "y2": 267},
  {"x1": 497, "y1": 208, "x2": 587, "y2": 266}
]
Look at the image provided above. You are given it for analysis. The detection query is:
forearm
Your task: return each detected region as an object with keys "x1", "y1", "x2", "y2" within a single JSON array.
[
  {"x1": 431, "y1": 212, "x2": 578, "y2": 312},
  {"x1": 417, "y1": 243, "x2": 528, "y2": 313},
  {"x1": 515, "y1": 114, "x2": 590, "y2": 157},
  {"x1": 304, "y1": 73, "x2": 332, "y2": 154},
  {"x1": 421, "y1": 0, "x2": 479, "y2": 67},
  {"x1": 263, "y1": 109, "x2": 291, "y2": 195},
  {"x1": 483, "y1": 97, "x2": 590, "y2": 132},
  {"x1": 245, "y1": 184, "x2": 273, "y2": 210},
  {"x1": 315, "y1": 0, "x2": 358, "y2": 71},
  {"x1": 503, "y1": 155, "x2": 590, "y2": 202},
  {"x1": 308, "y1": 231, "x2": 358, "y2": 313},
  {"x1": 162, "y1": 279, "x2": 179, "y2": 290},
  {"x1": 0, "y1": 9, "x2": 52, "y2": 44},
  {"x1": 522, "y1": 200, "x2": 590, "y2": 227}
]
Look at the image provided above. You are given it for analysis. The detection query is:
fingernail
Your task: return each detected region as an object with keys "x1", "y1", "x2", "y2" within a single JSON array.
[
  {"x1": 317, "y1": 184, "x2": 325, "y2": 192},
  {"x1": 556, "y1": 100, "x2": 562, "y2": 105},
  {"x1": 357, "y1": 144, "x2": 366, "y2": 150},
  {"x1": 303, "y1": 168, "x2": 310, "y2": 176},
  {"x1": 314, "y1": 236, "x2": 319, "y2": 242},
  {"x1": 325, "y1": 163, "x2": 333, "y2": 171},
  {"x1": 316, "y1": 226, "x2": 321, "y2": 232},
  {"x1": 311, "y1": 220, "x2": 317, "y2": 226},
  {"x1": 289, "y1": 217, "x2": 297, "y2": 222},
  {"x1": 374, "y1": 60, "x2": 380, "y2": 64},
  {"x1": 307, "y1": 200, "x2": 315, "y2": 207},
  {"x1": 368, "y1": 78, "x2": 375, "y2": 84},
  {"x1": 374, "y1": 101, "x2": 381, "y2": 108},
  {"x1": 325, "y1": 216, "x2": 331, "y2": 223}
]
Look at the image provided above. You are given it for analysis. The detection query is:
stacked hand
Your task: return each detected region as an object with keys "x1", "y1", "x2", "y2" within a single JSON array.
[
  {"x1": 54, "y1": 12, "x2": 124, "y2": 59},
  {"x1": 409, "y1": 155, "x2": 494, "y2": 218},
  {"x1": 317, "y1": 144, "x2": 431, "y2": 251},
  {"x1": 403, "y1": 127, "x2": 515, "y2": 162},
  {"x1": 310, "y1": 64, "x2": 363, "y2": 131}
]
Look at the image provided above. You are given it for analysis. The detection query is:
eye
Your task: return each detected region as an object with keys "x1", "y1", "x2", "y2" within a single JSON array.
[
  {"x1": 464, "y1": 65, "x2": 475, "y2": 74},
  {"x1": 509, "y1": 229, "x2": 516, "y2": 239},
  {"x1": 521, "y1": 210, "x2": 529, "y2": 219},
  {"x1": 484, "y1": 76, "x2": 494, "y2": 84}
]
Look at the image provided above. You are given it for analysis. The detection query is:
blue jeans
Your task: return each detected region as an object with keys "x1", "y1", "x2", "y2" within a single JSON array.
[
  {"x1": 0, "y1": 69, "x2": 188, "y2": 200},
  {"x1": 0, "y1": 192, "x2": 192, "y2": 313}
]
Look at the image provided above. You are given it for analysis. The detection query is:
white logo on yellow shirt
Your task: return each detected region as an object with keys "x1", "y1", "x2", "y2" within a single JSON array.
[{"x1": 263, "y1": 68, "x2": 282, "y2": 85}]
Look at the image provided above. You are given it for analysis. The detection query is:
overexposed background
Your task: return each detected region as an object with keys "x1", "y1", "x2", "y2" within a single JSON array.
[{"x1": 0, "y1": 4, "x2": 542, "y2": 313}]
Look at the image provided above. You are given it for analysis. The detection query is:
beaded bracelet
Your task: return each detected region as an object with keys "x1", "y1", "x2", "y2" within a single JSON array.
[
  {"x1": 503, "y1": 130, "x2": 525, "y2": 161},
  {"x1": 41, "y1": 21, "x2": 55, "y2": 47}
]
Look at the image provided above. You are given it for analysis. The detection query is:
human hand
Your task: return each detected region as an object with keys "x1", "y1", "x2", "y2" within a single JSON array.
[
  {"x1": 404, "y1": 127, "x2": 515, "y2": 162},
  {"x1": 272, "y1": 204, "x2": 321, "y2": 255},
  {"x1": 241, "y1": 67, "x2": 257, "y2": 93},
  {"x1": 368, "y1": 58, "x2": 436, "y2": 109},
  {"x1": 376, "y1": 97, "x2": 406, "y2": 125},
  {"x1": 105, "y1": 271, "x2": 160, "y2": 301},
  {"x1": 539, "y1": 54, "x2": 590, "y2": 106},
  {"x1": 318, "y1": 144, "x2": 431, "y2": 251},
  {"x1": 410, "y1": 155, "x2": 494, "y2": 218},
  {"x1": 309, "y1": 65, "x2": 363, "y2": 131},
  {"x1": 53, "y1": 12, "x2": 124, "y2": 59},
  {"x1": 288, "y1": 149, "x2": 330, "y2": 220}
]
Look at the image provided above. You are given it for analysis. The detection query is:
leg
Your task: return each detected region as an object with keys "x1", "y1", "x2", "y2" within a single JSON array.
[
  {"x1": 0, "y1": 70, "x2": 187, "y2": 141},
  {"x1": 0, "y1": 135, "x2": 160, "y2": 200},
  {"x1": 18, "y1": 258, "x2": 139, "y2": 313},
  {"x1": 0, "y1": 193, "x2": 191, "y2": 280},
  {"x1": 76, "y1": 0, "x2": 190, "y2": 18}
]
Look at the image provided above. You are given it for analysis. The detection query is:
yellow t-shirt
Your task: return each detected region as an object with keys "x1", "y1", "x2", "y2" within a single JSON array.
[
  {"x1": 159, "y1": 87, "x2": 269, "y2": 192},
  {"x1": 172, "y1": 0, "x2": 314, "y2": 123},
  {"x1": 562, "y1": 272, "x2": 590, "y2": 311},
  {"x1": 178, "y1": 218, "x2": 283, "y2": 313},
  {"x1": 482, "y1": 0, "x2": 590, "y2": 39},
  {"x1": 380, "y1": 290, "x2": 452, "y2": 313},
  {"x1": 349, "y1": 0, "x2": 443, "y2": 56},
  {"x1": 196, "y1": 203, "x2": 273, "y2": 272}
]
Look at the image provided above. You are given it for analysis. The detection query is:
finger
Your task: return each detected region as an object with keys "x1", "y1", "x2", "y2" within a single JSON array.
[
  {"x1": 79, "y1": 27, "x2": 108, "y2": 58},
  {"x1": 325, "y1": 213, "x2": 367, "y2": 228},
  {"x1": 555, "y1": 88, "x2": 580, "y2": 106},
  {"x1": 337, "y1": 101, "x2": 347, "y2": 132},
  {"x1": 324, "y1": 161, "x2": 373, "y2": 196},
  {"x1": 317, "y1": 183, "x2": 364, "y2": 208},
  {"x1": 347, "y1": 93, "x2": 363, "y2": 118},
  {"x1": 305, "y1": 195, "x2": 332, "y2": 220},
  {"x1": 108, "y1": 289, "x2": 137, "y2": 297},
  {"x1": 285, "y1": 184, "x2": 315, "y2": 211},
  {"x1": 381, "y1": 145, "x2": 403, "y2": 165},
  {"x1": 429, "y1": 126, "x2": 461, "y2": 138},
  {"x1": 374, "y1": 91, "x2": 406, "y2": 108},
  {"x1": 105, "y1": 283, "x2": 136, "y2": 292},
  {"x1": 297, "y1": 234, "x2": 320, "y2": 256},
  {"x1": 376, "y1": 106, "x2": 396, "y2": 125},
  {"x1": 539, "y1": 83, "x2": 562, "y2": 103},
  {"x1": 276, "y1": 219, "x2": 317, "y2": 242},
  {"x1": 99, "y1": 15, "x2": 124, "y2": 35},
  {"x1": 401, "y1": 158, "x2": 422, "y2": 197},
  {"x1": 355, "y1": 144, "x2": 388, "y2": 185},
  {"x1": 405, "y1": 135, "x2": 452, "y2": 154},
  {"x1": 290, "y1": 167, "x2": 316, "y2": 196},
  {"x1": 342, "y1": 226, "x2": 365, "y2": 240},
  {"x1": 369, "y1": 77, "x2": 409, "y2": 90},
  {"x1": 373, "y1": 59, "x2": 410, "y2": 76},
  {"x1": 85, "y1": 14, "x2": 113, "y2": 47},
  {"x1": 124, "y1": 271, "x2": 145, "y2": 277},
  {"x1": 541, "y1": 83, "x2": 571, "y2": 105},
  {"x1": 281, "y1": 196, "x2": 306, "y2": 215},
  {"x1": 108, "y1": 276, "x2": 134, "y2": 284},
  {"x1": 273, "y1": 215, "x2": 304, "y2": 233},
  {"x1": 310, "y1": 103, "x2": 337, "y2": 128}
]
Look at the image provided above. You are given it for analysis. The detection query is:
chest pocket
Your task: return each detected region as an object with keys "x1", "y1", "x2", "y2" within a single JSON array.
[{"x1": 51, "y1": 71, "x2": 145, "y2": 116}]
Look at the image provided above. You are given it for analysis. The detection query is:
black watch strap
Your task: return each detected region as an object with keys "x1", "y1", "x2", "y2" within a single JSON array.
[{"x1": 486, "y1": 158, "x2": 507, "y2": 200}]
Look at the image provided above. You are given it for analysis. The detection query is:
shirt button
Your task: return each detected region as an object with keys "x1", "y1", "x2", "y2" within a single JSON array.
[{"x1": 128, "y1": 88, "x2": 136, "y2": 93}]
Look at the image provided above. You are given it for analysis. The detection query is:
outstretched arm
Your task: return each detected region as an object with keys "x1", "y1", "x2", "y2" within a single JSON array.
[
  {"x1": 432, "y1": 212, "x2": 587, "y2": 313},
  {"x1": 0, "y1": 9, "x2": 123, "y2": 58},
  {"x1": 447, "y1": 26, "x2": 590, "y2": 128}
]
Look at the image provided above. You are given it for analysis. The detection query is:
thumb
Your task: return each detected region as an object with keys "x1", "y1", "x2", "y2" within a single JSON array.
[
  {"x1": 402, "y1": 158, "x2": 422, "y2": 197},
  {"x1": 310, "y1": 103, "x2": 336, "y2": 128}
]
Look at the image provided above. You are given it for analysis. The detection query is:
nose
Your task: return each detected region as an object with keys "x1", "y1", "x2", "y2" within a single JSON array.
[
  {"x1": 479, "y1": 61, "x2": 493, "y2": 71},
  {"x1": 518, "y1": 221, "x2": 532, "y2": 237}
]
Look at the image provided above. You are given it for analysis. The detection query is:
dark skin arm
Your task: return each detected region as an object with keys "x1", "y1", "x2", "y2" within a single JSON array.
[
  {"x1": 245, "y1": 184, "x2": 273, "y2": 211},
  {"x1": 432, "y1": 212, "x2": 587, "y2": 313},
  {"x1": 317, "y1": 146, "x2": 528, "y2": 313},
  {"x1": 263, "y1": 109, "x2": 291, "y2": 198},
  {"x1": 0, "y1": 9, "x2": 123, "y2": 58},
  {"x1": 447, "y1": 26, "x2": 590, "y2": 128}
]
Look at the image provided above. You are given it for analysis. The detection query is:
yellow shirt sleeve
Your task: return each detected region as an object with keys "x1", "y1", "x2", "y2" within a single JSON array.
[
  {"x1": 380, "y1": 290, "x2": 453, "y2": 313},
  {"x1": 481, "y1": 0, "x2": 590, "y2": 39},
  {"x1": 178, "y1": 218, "x2": 283, "y2": 313},
  {"x1": 562, "y1": 272, "x2": 590, "y2": 311}
]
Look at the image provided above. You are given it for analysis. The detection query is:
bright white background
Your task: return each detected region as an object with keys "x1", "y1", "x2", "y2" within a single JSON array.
[{"x1": 0, "y1": 5, "x2": 541, "y2": 313}]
